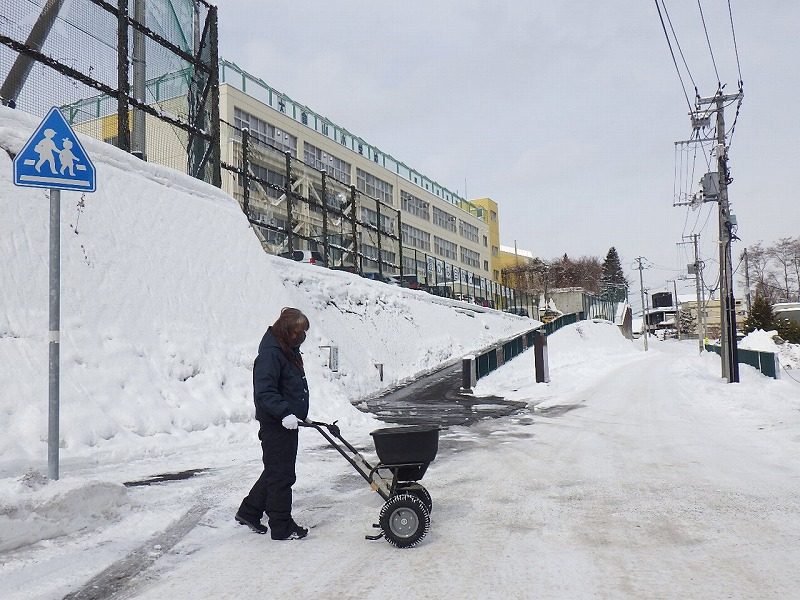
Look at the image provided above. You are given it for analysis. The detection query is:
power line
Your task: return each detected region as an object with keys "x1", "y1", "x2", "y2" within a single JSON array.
[
  {"x1": 727, "y1": 0, "x2": 744, "y2": 85},
  {"x1": 697, "y1": 0, "x2": 721, "y2": 86},
  {"x1": 654, "y1": 0, "x2": 694, "y2": 111},
  {"x1": 661, "y1": 0, "x2": 698, "y2": 94}
]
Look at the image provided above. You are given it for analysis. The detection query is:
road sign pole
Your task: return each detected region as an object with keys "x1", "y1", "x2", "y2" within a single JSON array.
[{"x1": 48, "y1": 188, "x2": 60, "y2": 480}]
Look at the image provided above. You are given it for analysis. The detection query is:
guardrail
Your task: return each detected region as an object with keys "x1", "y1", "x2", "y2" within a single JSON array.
[
  {"x1": 462, "y1": 312, "x2": 584, "y2": 390},
  {"x1": 704, "y1": 344, "x2": 780, "y2": 379}
]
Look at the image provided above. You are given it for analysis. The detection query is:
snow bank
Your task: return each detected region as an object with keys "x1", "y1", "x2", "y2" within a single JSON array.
[
  {"x1": 739, "y1": 329, "x2": 800, "y2": 371},
  {"x1": 0, "y1": 471, "x2": 130, "y2": 553},
  {"x1": 0, "y1": 106, "x2": 533, "y2": 470}
]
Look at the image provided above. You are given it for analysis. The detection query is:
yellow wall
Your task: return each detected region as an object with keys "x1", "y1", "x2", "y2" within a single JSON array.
[{"x1": 471, "y1": 197, "x2": 500, "y2": 281}]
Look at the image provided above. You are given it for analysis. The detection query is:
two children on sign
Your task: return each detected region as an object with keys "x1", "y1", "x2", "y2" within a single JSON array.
[{"x1": 34, "y1": 128, "x2": 79, "y2": 176}]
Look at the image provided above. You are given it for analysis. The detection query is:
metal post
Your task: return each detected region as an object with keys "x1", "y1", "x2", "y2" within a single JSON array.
[
  {"x1": 131, "y1": 0, "x2": 146, "y2": 160},
  {"x1": 208, "y1": 6, "x2": 221, "y2": 187},
  {"x1": 350, "y1": 185, "x2": 358, "y2": 273},
  {"x1": 321, "y1": 171, "x2": 329, "y2": 266},
  {"x1": 48, "y1": 189, "x2": 61, "y2": 480},
  {"x1": 1, "y1": 0, "x2": 66, "y2": 105},
  {"x1": 116, "y1": 0, "x2": 131, "y2": 152},
  {"x1": 285, "y1": 152, "x2": 294, "y2": 253},
  {"x1": 241, "y1": 128, "x2": 250, "y2": 216},
  {"x1": 375, "y1": 200, "x2": 383, "y2": 277},
  {"x1": 397, "y1": 209, "x2": 403, "y2": 278}
]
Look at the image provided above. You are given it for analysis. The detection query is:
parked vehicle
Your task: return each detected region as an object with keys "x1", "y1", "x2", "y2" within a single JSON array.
[
  {"x1": 387, "y1": 274, "x2": 424, "y2": 290},
  {"x1": 361, "y1": 272, "x2": 392, "y2": 283},
  {"x1": 278, "y1": 250, "x2": 325, "y2": 266}
]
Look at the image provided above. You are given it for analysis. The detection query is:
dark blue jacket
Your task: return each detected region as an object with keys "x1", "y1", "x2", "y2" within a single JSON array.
[{"x1": 253, "y1": 328, "x2": 309, "y2": 423}]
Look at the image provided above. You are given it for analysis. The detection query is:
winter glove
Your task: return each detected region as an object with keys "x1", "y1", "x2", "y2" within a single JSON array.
[{"x1": 281, "y1": 414, "x2": 299, "y2": 430}]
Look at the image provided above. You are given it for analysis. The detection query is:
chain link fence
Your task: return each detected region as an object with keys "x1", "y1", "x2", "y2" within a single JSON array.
[
  {"x1": 0, "y1": 0, "x2": 219, "y2": 185},
  {"x1": 219, "y1": 116, "x2": 530, "y2": 312}
]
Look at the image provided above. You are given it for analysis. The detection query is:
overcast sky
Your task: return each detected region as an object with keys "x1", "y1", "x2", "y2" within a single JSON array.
[{"x1": 217, "y1": 1, "x2": 798, "y2": 302}]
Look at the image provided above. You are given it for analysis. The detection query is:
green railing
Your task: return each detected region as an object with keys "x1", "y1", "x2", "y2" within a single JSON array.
[
  {"x1": 471, "y1": 311, "x2": 585, "y2": 383},
  {"x1": 704, "y1": 344, "x2": 780, "y2": 379}
]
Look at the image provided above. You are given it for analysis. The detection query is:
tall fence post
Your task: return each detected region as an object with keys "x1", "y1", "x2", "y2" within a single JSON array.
[
  {"x1": 375, "y1": 199, "x2": 383, "y2": 277},
  {"x1": 461, "y1": 355, "x2": 476, "y2": 392},
  {"x1": 116, "y1": 0, "x2": 131, "y2": 152},
  {"x1": 208, "y1": 5, "x2": 221, "y2": 187},
  {"x1": 285, "y1": 151, "x2": 294, "y2": 253},
  {"x1": 350, "y1": 185, "x2": 359, "y2": 273},
  {"x1": 241, "y1": 127, "x2": 250, "y2": 216},
  {"x1": 321, "y1": 170, "x2": 329, "y2": 266},
  {"x1": 397, "y1": 209, "x2": 403, "y2": 277},
  {"x1": 534, "y1": 330, "x2": 550, "y2": 383}
]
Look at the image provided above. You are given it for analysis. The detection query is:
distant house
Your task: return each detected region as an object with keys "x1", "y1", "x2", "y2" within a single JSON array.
[{"x1": 774, "y1": 302, "x2": 800, "y2": 326}]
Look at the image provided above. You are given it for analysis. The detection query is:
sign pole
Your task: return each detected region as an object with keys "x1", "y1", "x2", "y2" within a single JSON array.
[
  {"x1": 13, "y1": 106, "x2": 97, "y2": 480},
  {"x1": 48, "y1": 188, "x2": 60, "y2": 480}
]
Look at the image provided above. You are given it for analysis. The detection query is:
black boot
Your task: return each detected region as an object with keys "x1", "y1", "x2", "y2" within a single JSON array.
[{"x1": 235, "y1": 512, "x2": 268, "y2": 534}]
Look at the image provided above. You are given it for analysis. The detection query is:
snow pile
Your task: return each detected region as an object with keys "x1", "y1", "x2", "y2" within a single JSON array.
[
  {"x1": 0, "y1": 106, "x2": 533, "y2": 469},
  {"x1": 739, "y1": 329, "x2": 800, "y2": 371},
  {"x1": 473, "y1": 319, "x2": 641, "y2": 406},
  {"x1": 0, "y1": 471, "x2": 130, "y2": 553}
]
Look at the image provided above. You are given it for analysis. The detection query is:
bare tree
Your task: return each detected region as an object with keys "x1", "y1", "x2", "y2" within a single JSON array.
[{"x1": 769, "y1": 237, "x2": 799, "y2": 302}]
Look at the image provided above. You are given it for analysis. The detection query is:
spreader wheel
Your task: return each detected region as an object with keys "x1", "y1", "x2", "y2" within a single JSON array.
[
  {"x1": 396, "y1": 483, "x2": 433, "y2": 513},
  {"x1": 379, "y1": 493, "x2": 430, "y2": 548}
]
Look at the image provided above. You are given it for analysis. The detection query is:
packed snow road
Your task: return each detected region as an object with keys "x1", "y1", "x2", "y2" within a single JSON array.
[
  {"x1": 94, "y1": 332, "x2": 800, "y2": 598},
  {"x1": 3, "y1": 324, "x2": 800, "y2": 599}
]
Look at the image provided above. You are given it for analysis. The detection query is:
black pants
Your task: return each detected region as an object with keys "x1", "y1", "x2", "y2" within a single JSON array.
[{"x1": 238, "y1": 420, "x2": 298, "y2": 537}]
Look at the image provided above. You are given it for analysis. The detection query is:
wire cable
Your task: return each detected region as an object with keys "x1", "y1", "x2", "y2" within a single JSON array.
[
  {"x1": 655, "y1": 0, "x2": 694, "y2": 112},
  {"x1": 727, "y1": 0, "x2": 744, "y2": 85},
  {"x1": 662, "y1": 0, "x2": 698, "y2": 95},
  {"x1": 697, "y1": 0, "x2": 721, "y2": 86}
]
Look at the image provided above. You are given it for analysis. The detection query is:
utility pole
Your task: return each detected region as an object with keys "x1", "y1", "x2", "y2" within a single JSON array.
[
  {"x1": 635, "y1": 257, "x2": 648, "y2": 351},
  {"x1": 742, "y1": 248, "x2": 752, "y2": 314},
  {"x1": 697, "y1": 91, "x2": 741, "y2": 382},
  {"x1": 668, "y1": 279, "x2": 681, "y2": 340},
  {"x1": 679, "y1": 235, "x2": 704, "y2": 353}
]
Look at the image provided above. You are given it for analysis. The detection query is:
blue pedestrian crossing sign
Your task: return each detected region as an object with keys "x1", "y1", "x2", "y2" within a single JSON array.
[{"x1": 13, "y1": 106, "x2": 96, "y2": 192}]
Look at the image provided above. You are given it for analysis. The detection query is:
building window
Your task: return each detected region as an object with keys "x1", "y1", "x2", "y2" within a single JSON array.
[
  {"x1": 490, "y1": 210, "x2": 497, "y2": 222},
  {"x1": 461, "y1": 247, "x2": 480, "y2": 268},
  {"x1": 303, "y1": 142, "x2": 351, "y2": 184},
  {"x1": 401, "y1": 223, "x2": 431, "y2": 251},
  {"x1": 401, "y1": 190, "x2": 430, "y2": 221},
  {"x1": 234, "y1": 107, "x2": 297, "y2": 157},
  {"x1": 434, "y1": 236, "x2": 458, "y2": 260},
  {"x1": 247, "y1": 161, "x2": 286, "y2": 200},
  {"x1": 483, "y1": 235, "x2": 488, "y2": 247},
  {"x1": 483, "y1": 260, "x2": 489, "y2": 271},
  {"x1": 361, "y1": 206, "x2": 395, "y2": 234},
  {"x1": 432, "y1": 206, "x2": 456, "y2": 232},
  {"x1": 458, "y1": 220, "x2": 479, "y2": 243},
  {"x1": 356, "y1": 168, "x2": 393, "y2": 205},
  {"x1": 491, "y1": 245, "x2": 499, "y2": 257},
  {"x1": 362, "y1": 244, "x2": 396, "y2": 269}
]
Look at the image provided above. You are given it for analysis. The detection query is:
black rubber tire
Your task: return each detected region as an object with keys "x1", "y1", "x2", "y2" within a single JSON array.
[
  {"x1": 396, "y1": 483, "x2": 433, "y2": 513},
  {"x1": 379, "y1": 493, "x2": 430, "y2": 548}
]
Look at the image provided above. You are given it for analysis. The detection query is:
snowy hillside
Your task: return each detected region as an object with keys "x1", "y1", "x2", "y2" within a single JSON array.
[{"x1": 0, "y1": 106, "x2": 534, "y2": 469}]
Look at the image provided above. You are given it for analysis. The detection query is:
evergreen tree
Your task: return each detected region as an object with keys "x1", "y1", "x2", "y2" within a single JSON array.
[
  {"x1": 600, "y1": 247, "x2": 628, "y2": 302},
  {"x1": 775, "y1": 317, "x2": 800, "y2": 344},
  {"x1": 743, "y1": 289, "x2": 775, "y2": 333},
  {"x1": 679, "y1": 307, "x2": 697, "y2": 336}
]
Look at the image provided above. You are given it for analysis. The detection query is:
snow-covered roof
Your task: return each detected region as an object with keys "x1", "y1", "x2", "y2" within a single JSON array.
[{"x1": 499, "y1": 245, "x2": 534, "y2": 258}]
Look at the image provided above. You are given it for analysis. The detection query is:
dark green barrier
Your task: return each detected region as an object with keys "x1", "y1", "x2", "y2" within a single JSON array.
[
  {"x1": 472, "y1": 312, "x2": 585, "y2": 383},
  {"x1": 704, "y1": 344, "x2": 779, "y2": 379}
]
